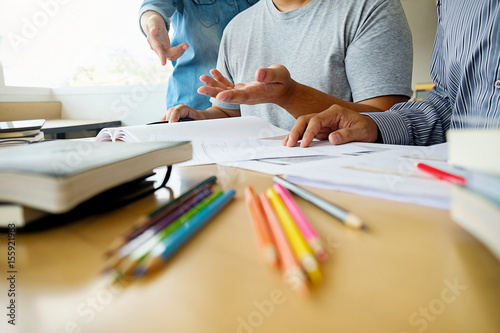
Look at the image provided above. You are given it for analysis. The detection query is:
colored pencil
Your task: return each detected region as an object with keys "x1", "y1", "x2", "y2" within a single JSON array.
[
  {"x1": 266, "y1": 188, "x2": 322, "y2": 285},
  {"x1": 135, "y1": 189, "x2": 236, "y2": 276},
  {"x1": 112, "y1": 191, "x2": 223, "y2": 276},
  {"x1": 273, "y1": 176, "x2": 364, "y2": 229},
  {"x1": 105, "y1": 186, "x2": 213, "y2": 269},
  {"x1": 273, "y1": 183, "x2": 328, "y2": 262},
  {"x1": 244, "y1": 186, "x2": 278, "y2": 267},
  {"x1": 259, "y1": 193, "x2": 309, "y2": 296},
  {"x1": 105, "y1": 175, "x2": 217, "y2": 256},
  {"x1": 414, "y1": 162, "x2": 466, "y2": 186}
]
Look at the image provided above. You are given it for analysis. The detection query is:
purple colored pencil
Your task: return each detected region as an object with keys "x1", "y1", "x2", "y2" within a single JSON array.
[{"x1": 116, "y1": 187, "x2": 213, "y2": 258}]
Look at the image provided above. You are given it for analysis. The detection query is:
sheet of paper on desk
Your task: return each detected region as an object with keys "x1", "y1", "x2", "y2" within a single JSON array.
[
  {"x1": 219, "y1": 142, "x2": 407, "y2": 174},
  {"x1": 177, "y1": 138, "x2": 325, "y2": 166},
  {"x1": 283, "y1": 143, "x2": 451, "y2": 209}
]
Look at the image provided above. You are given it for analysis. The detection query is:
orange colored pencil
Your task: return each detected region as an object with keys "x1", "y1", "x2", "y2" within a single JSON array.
[
  {"x1": 244, "y1": 186, "x2": 278, "y2": 267},
  {"x1": 259, "y1": 193, "x2": 309, "y2": 296}
]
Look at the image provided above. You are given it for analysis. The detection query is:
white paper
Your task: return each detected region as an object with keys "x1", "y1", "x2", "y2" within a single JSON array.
[
  {"x1": 283, "y1": 143, "x2": 452, "y2": 209},
  {"x1": 176, "y1": 138, "x2": 326, "y2": 166},
  {"x1": 219, "y1": 142, "x2": 407, "y2": 174},
  {"x1": 95, "y1": 116, "x2": 289, "y2": 142}
]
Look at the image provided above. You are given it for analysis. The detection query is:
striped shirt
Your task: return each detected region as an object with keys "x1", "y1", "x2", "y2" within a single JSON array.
[{"x1": 367, "y1": 0, "x2": 500, "y2": 146}]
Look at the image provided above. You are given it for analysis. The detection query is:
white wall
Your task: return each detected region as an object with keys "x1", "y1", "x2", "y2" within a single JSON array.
[
  {"x1": 52, "y1": 85, "x2": 168, "y2": 126},
  {"x1": 401, "y1": 0, "x2": 438, "y2": 87}
]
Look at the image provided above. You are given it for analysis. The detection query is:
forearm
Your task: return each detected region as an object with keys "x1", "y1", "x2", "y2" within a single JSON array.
[
  {"x1": 277, "y1": 81, "x2": 407, "y2": 118},
  {"x1": 203, "y1": 106, "x2": 241, "y2": 119}
]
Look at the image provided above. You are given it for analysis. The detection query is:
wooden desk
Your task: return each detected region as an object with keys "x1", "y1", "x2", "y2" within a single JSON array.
[{"x1": 1, "y1": 165, "x2": 499, "y2": 333}]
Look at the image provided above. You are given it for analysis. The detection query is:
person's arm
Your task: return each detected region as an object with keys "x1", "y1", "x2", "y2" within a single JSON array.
[
  {"x1": 139, "y1": 1, "x2": 188, "y2": 65},
  {"x1": 282, "y1": 85, "x2": 452, "y2": 148},
  {"x1": 366, "y1": 86, "x2": 451, "y2": 146},
  {"x1": 199, "y1": 65, "x2": 408, "y2": 118}
]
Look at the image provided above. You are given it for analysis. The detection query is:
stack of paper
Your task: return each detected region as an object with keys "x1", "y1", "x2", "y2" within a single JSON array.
[{"x1": 283, "y1": 144, "x2": 451, "y2": 209}]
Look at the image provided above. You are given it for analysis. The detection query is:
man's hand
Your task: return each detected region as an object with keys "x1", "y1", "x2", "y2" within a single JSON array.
[
  {"x1": 141, "y1": 11, "x2": 189, "y2": 65},
  {"x1": 162, "y1": 104, "x2": 205, "y2": 122},
  {"x1": 282, "y1": 105, "x2": 380, "y2": 147},
  {"x1": 197, "y1": 65, "x2": 296, "y2": 106}
]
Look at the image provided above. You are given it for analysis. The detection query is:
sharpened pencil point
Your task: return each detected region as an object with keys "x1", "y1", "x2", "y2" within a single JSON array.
[{"x1": 345, "y1": 213, "x2": 364, "y2": 229}]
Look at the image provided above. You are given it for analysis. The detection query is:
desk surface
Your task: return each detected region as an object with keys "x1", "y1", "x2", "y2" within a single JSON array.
[{"x1": 1, "y1": 165, "x2": 499, "y2": 333}]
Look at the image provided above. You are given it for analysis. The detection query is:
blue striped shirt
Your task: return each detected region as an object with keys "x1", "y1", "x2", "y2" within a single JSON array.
[{"x1": 367, "y1": 0, "x2": 500, "y2": 145}]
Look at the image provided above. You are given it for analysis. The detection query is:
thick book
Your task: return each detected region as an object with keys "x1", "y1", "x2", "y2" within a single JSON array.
[
  {"x1": 0, "y1": 203, "x2": 48, "y2": 227},
  {"x1": 0, "y1": 140, "x2": 192, "y2": 213},
  {"x1": 450, "y1": 185, "x2": 500, "y2": 261},
  {"x1": 447, "y1": 129, "x2": 500, "y2": 176}
]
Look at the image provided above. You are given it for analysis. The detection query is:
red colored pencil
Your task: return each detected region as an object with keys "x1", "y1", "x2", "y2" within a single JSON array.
[{"x1": 415, "y1": 162, "x2": 466, "y2": 186}]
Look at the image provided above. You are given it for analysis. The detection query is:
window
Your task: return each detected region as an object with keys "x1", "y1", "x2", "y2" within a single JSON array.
[{"x1": 0, "y1": 0, "x2": 172, "y2": 87}]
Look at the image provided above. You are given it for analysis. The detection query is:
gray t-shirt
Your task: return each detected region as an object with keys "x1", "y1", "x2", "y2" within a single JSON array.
[{"x1": 211, "y1": 0, "x2": 413, "y2": 130}]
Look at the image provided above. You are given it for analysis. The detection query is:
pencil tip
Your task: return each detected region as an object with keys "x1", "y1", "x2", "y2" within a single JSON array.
[
  {"x1": 345, "y1": 214, "x2": 364, "y2": 230},
  {"x1": 134, "y1": 268, "x2": 146, "y2": 277}
]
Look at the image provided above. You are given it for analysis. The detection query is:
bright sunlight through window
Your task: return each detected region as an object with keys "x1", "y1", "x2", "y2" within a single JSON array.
[{"x1": 0, "y1": 0, "x2": 172, "y2": 87}]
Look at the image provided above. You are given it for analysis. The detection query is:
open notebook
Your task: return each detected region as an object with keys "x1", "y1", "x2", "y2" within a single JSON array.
[{"x1": 94, "y1": 116, "x2": 289, "y2": 142}]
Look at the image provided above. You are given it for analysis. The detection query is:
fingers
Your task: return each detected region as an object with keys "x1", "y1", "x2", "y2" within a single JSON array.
[
  {"x1": 283, "y1": 115, "x2": 314, "y2": 147},
  {"x1": 210, "y1": 69, "x2": 234, "y2": 88},
  {"x1": 283, "y1": 105, "x2": 369, "y2": 148},
  {"x1": 197, "y1": 85, "x2": 225, "y2": 98},
  {"x1": 215, "y1": 87, "x2": 252, "y2": 103},
  {"x1": 147, "y1": 34, "x2": 168, "y2": 66},
  {"x1": 164, "y1": 104, "x2": 204, "y2": 123},
  {"x1": 255, "y1": 64, "x2": 290, "y2": 84},
  {"x1": 147, "y1": 22, "x2": 188, "y2": 64},
  {"x1": 198, "y1": 70, "x2": 235, "y2": 98},
  {"x1": 164, "y1": 43, "x2": 189, "y2": 61}
]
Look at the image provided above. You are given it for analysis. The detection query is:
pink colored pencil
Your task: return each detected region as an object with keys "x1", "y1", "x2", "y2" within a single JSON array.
[{"x1": 273, "y1": 183, "x2": 328, "y2": 261}]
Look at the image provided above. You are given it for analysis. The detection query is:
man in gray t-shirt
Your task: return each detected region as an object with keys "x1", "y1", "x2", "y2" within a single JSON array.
[{"x1": 164, "y1": 0, "x2": 413, "y2": 131}]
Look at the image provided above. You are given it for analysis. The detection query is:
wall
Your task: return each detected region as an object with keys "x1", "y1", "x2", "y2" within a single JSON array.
[
  {"x1": 51, "y1": 85, "x2": 168, "y2": 126},
  {"x1": 401, "y1": 0, "x2": 438, "y2": 87}
]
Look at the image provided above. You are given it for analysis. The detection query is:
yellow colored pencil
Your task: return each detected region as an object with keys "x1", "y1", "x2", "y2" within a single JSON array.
[{"x1": 266, "y1": 188, "x2": 322, "y2": 285}]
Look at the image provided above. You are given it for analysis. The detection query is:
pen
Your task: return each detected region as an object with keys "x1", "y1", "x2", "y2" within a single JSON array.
[
  {"x1": 266, "y1": 188, "x2": 322, "y2": 285},
  {"x1": 259, "y1": 193, "x2": 309, "y2": 296},
  {"x1": 147, "y1": 118, "x2": 194, "y2": 125},
  {"x1": 273, "y1": 183, "x2": 328, "y2": 262},
  {"x1": 414, "y1": 162, "x2": 466, "y2": 186},
  {"x1": 273, "y1": 176, "x2": 364, "y2": 229},
  {"x1": 244, "y1": 186, "x2": 278, "y2": 267},
  {"x1": 135, "y1": 189, "x2": 236, "y2": 276}
]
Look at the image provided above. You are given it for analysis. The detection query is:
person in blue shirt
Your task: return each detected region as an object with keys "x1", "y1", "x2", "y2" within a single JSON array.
[
  {"x1": 281, "y1": 0, "x2": 500, "y2": 147},
  {"x1": 139, "y1": 0, "x2": 258, "y2": 111}
]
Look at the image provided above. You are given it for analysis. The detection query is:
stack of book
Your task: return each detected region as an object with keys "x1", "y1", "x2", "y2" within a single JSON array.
[
  {"x1": 0, "y1": 119, "x2": 45, "y2": 146},
  {"x1": 447, "y1": 129, "x2": 500, "y2": 261},
  {"x1": 0, "y1": 140, "x2": 192, "y2": 228}
]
